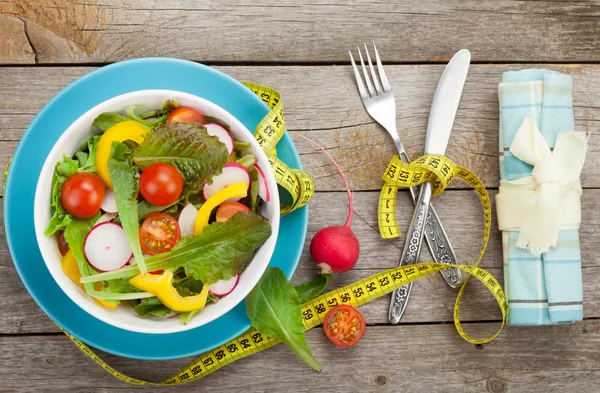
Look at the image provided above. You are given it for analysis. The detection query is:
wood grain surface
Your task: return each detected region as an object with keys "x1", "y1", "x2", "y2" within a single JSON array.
[
  {"x1": 1, "y1": 1, "x2": 600, "y2": 64},
  {"x1": 2, "y1": 1, "x2": 600, "y2": 391}
]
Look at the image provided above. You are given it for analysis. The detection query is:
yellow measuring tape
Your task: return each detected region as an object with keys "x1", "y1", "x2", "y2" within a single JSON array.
[
  {"x1": 378, "y1": 153, "x2": 506, "y2": 344},
  {"x1": 242, "y1": 82, "x2": 314, "y2": 215},
  {"x1": 59, "y1": 261, "x2": 506, "y2": 385}
]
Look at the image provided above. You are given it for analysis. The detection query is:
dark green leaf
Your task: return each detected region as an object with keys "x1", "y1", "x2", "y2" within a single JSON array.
[
  {"x1": 247, "y1": 166, "x2": 259, "y2": 214},
  {"x1": 174, "y1": 276, "x2": 204, "y2": 297},
  {"x1": 108, "y1": 141, "x2": 145, "y2": 273},
  {"x1": 93, "y1": 113, "x2": 131, "y2": 132},
  {"x1": 295, "y1": 274, "x2": 332, "y2": 304},
  {"x1": 134, "y1": 297, "x2": 172, "y2": 317},
  {"x1": 133, "y1": 122, "x2": 229, "y2": 196},
  {"x1": 138, "y1": 198, "x2": 181, "y2": 220},
  {"x1": 246, "y1": 267, "x2": 321, "y2": 371}
]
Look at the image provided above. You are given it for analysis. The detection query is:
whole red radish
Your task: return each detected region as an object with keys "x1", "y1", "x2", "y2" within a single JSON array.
[{"x1": 297, "y1": 134, "x2": 359, "y2": 274}]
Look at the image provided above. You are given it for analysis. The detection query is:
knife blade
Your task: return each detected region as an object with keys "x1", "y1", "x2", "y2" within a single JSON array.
[{"x1": 388, "y1": 49, "x2": 471, "y2": 324}]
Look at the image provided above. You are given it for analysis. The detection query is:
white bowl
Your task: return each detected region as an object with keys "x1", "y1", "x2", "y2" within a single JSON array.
[{"x1": 33, "y1": 89, "x2": 280, "y2": 334}]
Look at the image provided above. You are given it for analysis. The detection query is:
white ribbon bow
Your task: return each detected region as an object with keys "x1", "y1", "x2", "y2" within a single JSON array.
[{"x1": 496, "y1": 118, "x2": 587, "y2": 256}]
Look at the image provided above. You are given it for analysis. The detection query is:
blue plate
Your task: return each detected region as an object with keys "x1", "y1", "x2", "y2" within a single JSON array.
[{"x1": 4, "y1": 58, "x2": 308, "y2": 360}]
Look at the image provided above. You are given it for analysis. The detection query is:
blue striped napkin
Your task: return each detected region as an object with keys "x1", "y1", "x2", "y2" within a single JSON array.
[{"x1": 499, "y1": 69, "x2": 583, "y2": 325}]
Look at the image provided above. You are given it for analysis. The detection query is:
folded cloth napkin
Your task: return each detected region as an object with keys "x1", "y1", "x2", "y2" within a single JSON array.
[{"x1": 498, "y1": 69, "x2": 584, "y2": 325}]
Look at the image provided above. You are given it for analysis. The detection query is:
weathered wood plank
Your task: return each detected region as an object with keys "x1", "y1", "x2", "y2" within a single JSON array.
[
  {"x1": 0, "y1": 64, "x2": 599, "y2": 192},
  {"x1": 1, "y1": 0, "x2": 600, "y2": 64},
  {"x1": 2, "y1": 320, "x2": 600, "y2": 392},
  {"x1": 2, "y1": 189, "x2": 599, "y2": 333}
]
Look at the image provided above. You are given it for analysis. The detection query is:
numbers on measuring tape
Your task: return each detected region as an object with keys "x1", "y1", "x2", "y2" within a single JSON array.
[{"x1": 240, "y1": 82, "x2": 315, "y2": 216}]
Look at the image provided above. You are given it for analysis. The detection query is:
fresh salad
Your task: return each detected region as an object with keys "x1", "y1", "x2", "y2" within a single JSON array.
[{"x1": 45, "y1": 101, "x2": 273, "y2": 324}]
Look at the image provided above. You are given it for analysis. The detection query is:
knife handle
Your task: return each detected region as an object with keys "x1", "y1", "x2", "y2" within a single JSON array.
[{"x1": 388, "y1": 182, "x2": 432, "y2": 324}]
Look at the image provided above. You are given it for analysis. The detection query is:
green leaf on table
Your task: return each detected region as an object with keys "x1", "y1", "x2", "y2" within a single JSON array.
[
  {"x1": 92, "y1": 113, "x2": 131, "y2": 132},
  {"x1": 295, "y1": 274, "x2": 332, "y2": 304},
  {"x1": 80, "y1": 211, "x2": 271, "y2": 285},
  {"x1": 246, "y1": 266, "x2": 322, "y2": 371},
  {"x1": 108, "y1": 141, "x2": 146, "y2": 274},
  {"x1": 133, "y1": 122, "x2": 229, "y2": 196}
]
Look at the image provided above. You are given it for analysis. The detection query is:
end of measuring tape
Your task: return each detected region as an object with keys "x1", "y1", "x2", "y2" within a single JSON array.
[{"x1": 242, "y1": 82, "x2": 315, "y2": 215}]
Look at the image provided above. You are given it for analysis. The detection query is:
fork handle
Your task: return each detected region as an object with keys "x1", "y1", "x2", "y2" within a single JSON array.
[
  {"x1": 397, "y1": 150, "x2": 463, "y2": 288},
  {"x1": 389, "y1": 182, "x2": 431, "y2": 324}
]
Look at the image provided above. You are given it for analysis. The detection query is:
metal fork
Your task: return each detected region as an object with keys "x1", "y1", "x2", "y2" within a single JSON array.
[{"x1": 349, "y1": 43, "x2": 463, "y2": 320}]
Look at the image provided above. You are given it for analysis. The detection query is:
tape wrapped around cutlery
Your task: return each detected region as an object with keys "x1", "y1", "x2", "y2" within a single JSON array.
[
  {"x1": 495, "y1": 118, "x2": 587, "y2": 256},
  {"x1": 377, "y1": 153, "x2": 506, "y2": 342}
]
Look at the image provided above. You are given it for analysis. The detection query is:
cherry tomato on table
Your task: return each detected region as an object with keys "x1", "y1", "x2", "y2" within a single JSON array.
[
  {"x1": 323, "y1": 305, "x2": 366, "y2": 348},
  {"x1": 61, "y1": 173, "x2": 106, "y2": 219},
  {"x1": 167, "y1": 107, "x2": 204, "y2": 124},
  {"x1": 139, "y1": 213, "x2": 181, "y2": 256},
  {"x1": 139, "y1": 163, "x2": 183, "y2": 206},
  {"x1": 216, "y1": 202, "x2": 251, "y2": 222}
]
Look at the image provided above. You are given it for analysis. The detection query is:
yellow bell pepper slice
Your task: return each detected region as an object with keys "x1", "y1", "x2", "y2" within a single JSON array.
[
  {"x1": 61, "y1": 250, "x2": 118, "y2": 309},
  {"x1": 194, "y1": 182, "x2": 248, "y2": 235},
  {"x1": 129, "y1": 270, "x2": 210, "y2": 312},
  {"x1": 95, "y1": 120, "x2": 150, "y2": 189}
]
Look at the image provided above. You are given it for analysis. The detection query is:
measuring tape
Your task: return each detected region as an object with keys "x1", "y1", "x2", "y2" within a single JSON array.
[
  {"x1": 377, "y1": 153, "x2": 505, "y2": 343},
  {"x1": 242, "y1": 82, "x2": 314, "y2": 215},
  {"x1": 58, "y1": 261, "x2": 506, "y2": 385}
]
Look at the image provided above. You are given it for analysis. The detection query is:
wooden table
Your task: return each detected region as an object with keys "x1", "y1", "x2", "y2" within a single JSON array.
[{"x1": 1, "y1": 1, "x2": 600, "y2": 392}]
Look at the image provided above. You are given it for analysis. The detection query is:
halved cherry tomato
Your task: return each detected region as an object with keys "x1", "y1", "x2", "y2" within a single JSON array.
[
  {"x1": 139, "y1": 163, "x2": 183, "y2": 206},
  {"x1": 216, "y1": 202, "x2": 251, "y2": 222},
  {"x1": 167, "y1": 107, "x2": 204, "y2": 124},
  {"x1": 57, "y1": 231, "x2": 69, "y2": 256},
  {"x1": 323, "y1": 305, "x2": 366, "y2": 348},
  {"x1": 61, "y1": 173, "x2": 106, "y2": 218},
  {"x1": 139, "y1": 213, "x2": 181, "y2": 256}
]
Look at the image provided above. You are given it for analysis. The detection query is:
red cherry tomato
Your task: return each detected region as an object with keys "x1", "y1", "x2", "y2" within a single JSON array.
[
  {"x1": 57, "y1": 231, "x2": 69, "y2": 256},
  {"x1": 323, "y1": 305, "x2": 366, "y2": 348},
  {"x1": 216, "y1": 202, "x2": 251, "y2": 222},
  {"x1": 61, "y1": 173, "x2": 106, "y2": 219},
  {"x1": 166, "y1": 107, "x2": 204, "y2": 124},
  {"x1": 139, "y1": 163, "x2": 183, "y2": 206},
  {"x1": 139, "y1": 213, "x2": 181, "y2": 256}
]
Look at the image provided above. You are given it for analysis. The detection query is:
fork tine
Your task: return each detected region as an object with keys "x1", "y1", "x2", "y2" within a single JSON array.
[
  {"x1": 349, "y1": 51, "x2": 369, "y2": 100},
  {"x1": 357, "y1": 47, "x2": 375, "y2": 97},
  {"x1": 373, "y1": 42, "x2": 391, "y2": 92},
  {"x1": 364, "y1": 43, "x2": 382, "y2": 95}
]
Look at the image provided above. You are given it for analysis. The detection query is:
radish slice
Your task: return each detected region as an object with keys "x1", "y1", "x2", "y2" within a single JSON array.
[
  {"x1": 178, "y1": 203, "x2": 199, "y2": 237},
  {"x1": 84, "y1": 222, "x2": 132, "y2": 272},
  {"x1": 254, "y1": 164, "x2": 270, "y2": 202},
  {"x1": 203, "y1": 162, "x2": 250, "y2": 202},
  {"x1": 205, "y1": 123, "x2": 234, "y2": 156},
  {"x1": 209, "y1": 275, "x2": 239, "y2": 297},
  {"x1": 101, "y1": 189, "x2": 118, "y2": 213}
]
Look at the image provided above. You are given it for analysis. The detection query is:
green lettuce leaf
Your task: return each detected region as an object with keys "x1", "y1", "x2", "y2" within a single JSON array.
[
  {"x1": 246, "y1": 266, "x2": 322, "y2": 371},
  {"x1": 108, "y1": 141, "x2": 146, "y2": 274},
  {"x1": 80, "y1": 211, "x2": 271, "y2": 285},
  {"x1": 133, "y1": 122, "x2": 229, "y2": 195},
  {"x1": 92, "y1": 113, "x2": 130, "y2": 132},
  {"x1": 295, "y1": 274, "x2": 332, "y2": 304},
  {"x1": 134, "y1": 297, "x2": 172, "y2": 317}
]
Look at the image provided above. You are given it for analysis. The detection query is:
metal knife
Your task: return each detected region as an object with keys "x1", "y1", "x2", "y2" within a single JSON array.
[{"x1": 388, "y1": 49, "x2": 471, "y2": 324}]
